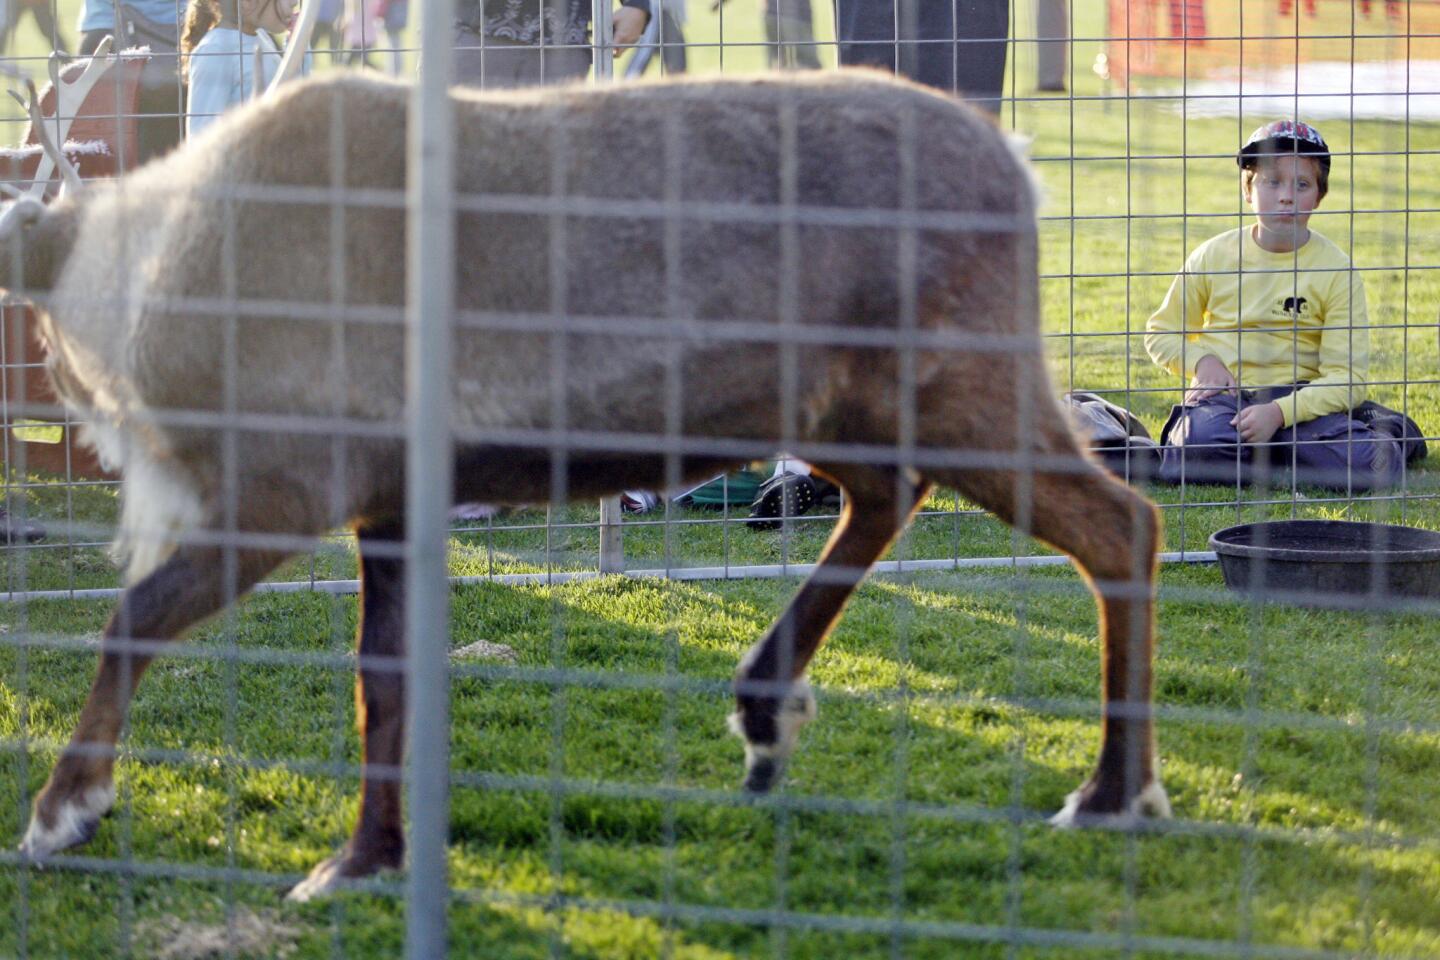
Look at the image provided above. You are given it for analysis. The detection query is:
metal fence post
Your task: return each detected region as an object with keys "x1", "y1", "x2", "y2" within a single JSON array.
[
  {"x1": 593, "y1": 0, "x2": 619, "y2": 575},
  {"x1": 405, "y1": 0, "x2": 456, "y2": 951},
  {"x1": 592, "y1": 0, "x2": 615, "y2": 81}
]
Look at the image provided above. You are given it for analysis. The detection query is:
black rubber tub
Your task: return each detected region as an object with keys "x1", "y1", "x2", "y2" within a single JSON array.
[{"x1": 1209, "y1": 520, "x2": 1440, "y2": 606}]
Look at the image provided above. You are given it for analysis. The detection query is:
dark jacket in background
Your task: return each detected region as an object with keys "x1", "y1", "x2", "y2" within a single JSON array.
[{"x1": 836, "y1": 0, "x2": 1009, "y2": 113}]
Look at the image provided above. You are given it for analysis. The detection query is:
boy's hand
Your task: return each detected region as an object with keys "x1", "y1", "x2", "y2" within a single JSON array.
[
  {"x1": 1232, "y1": 401, "x2": 1285, "y2": 444},
  {"x1": 1186, "y1": 355, "x2": 1238, "y2": 403},
  {"x1": 612, "y1": 5, "x2": 648, "y2": 50}
]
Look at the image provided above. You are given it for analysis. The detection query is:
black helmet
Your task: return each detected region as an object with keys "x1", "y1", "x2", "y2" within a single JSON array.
[{"x1": 1237, "y1": 120, "x2": 1331, "y2": 178}]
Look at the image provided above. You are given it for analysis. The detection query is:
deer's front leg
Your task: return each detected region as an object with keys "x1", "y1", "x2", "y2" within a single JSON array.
[
  {"x1": 731, "y1": 467, "x2": 926, "y2": 792},
  {"x1": 288, "y1": 526, "x2": 407, "y2": 901},
  {"x1": 22, "y1": 544, "x2": 286, "y2": 859}
]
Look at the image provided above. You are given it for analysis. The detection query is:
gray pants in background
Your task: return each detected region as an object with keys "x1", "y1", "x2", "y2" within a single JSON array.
[
  {"x1": 452, "y1": 28, "x2": 593, "y2": 88},
  {"x1": 765, "y1": 0, "x2": 820, "y2": 69}
]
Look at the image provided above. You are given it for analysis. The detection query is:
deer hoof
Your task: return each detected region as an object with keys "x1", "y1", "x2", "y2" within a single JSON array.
[
  {"x1": 286, "y1": 856, "x2": 348, "y2": 903},
  {"x1": 286, "y1": 847, "x2": 401, "y2": 903},
  {"x1": 19, "y1": 782, "x2": 115, "y2": 860},
  {"x1": 742, "y1": 755, "x2": 781, "y2": 793},
  {"x1": 1049, "y1": 779, "x2": 1171, "y2": 828},
  {"x1": 728, "y1": 680, "x2": 817, "y2": 794}
]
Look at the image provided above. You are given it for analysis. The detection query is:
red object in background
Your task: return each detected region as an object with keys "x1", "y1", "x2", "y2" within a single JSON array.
[
  {"x1": 1358, "y1": 0, "x2": 1405, "y2": 17},
  {"x1": 0, "y1": 56, "x2": 146, "y2": 481},
  {"x1": 0, "y1": 303, "x2": 110, "y2": 479},
  {"x1": 1106, "y1": 0, "x2": 1205, "y2": 86},
  {"x1": 1169, "y1": 0, "x2": 1207, "y2": 41},
  {"x1": 1107, "y1": 0, "x2": 1434, "y2": 88}
]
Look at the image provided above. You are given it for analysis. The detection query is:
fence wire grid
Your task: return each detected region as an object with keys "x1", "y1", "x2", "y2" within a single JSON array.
[{"x1": 0, "y1": 0, "x2": 1438, "y2": 957}]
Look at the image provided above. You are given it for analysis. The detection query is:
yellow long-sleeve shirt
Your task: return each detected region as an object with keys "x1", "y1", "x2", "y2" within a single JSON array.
[{"x1": 1144, "y1": 226, "x2": 1370, "y2": 428}]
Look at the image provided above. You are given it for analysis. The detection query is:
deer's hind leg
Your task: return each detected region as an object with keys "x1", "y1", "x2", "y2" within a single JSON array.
[
  {"x1": 922, "y1": 386, "x2": 1168, "y2": 823},
  {"x1": 732, "y1": 464, "x2": 930, "y2": 792}
]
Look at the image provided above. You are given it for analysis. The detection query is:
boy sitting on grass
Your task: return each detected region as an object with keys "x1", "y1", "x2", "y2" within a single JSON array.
[{"x1": 1145, "y1": 120, "x2": 1409, "y2": 491}]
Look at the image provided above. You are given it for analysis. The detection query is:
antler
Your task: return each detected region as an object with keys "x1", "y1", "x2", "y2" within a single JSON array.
[
  {"x1": 0, "y1": 169, "x2": 46, "y2": 244},
  {"x1": 5, "y1": 36, "x2": 117, "y2": 201},
  {"x1": 12, "y1": 81, "x2": 83, "y2": 196},
  {"x1": 266, "y1": 0, "x2": 319, "y2": 95},
  {"x1": 251, "y1": 42, "x2": 265, "y2": 99}
]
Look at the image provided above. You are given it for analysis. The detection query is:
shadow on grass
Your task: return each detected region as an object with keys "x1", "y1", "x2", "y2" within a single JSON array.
[{"x1": 2, "y1": 566, "x2": 1438, "y2": 957}]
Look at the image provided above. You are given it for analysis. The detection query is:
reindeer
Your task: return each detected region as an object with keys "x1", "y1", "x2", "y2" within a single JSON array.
[{"x1": 3, "y1": 63, "x2": 1169, "y2": 901}]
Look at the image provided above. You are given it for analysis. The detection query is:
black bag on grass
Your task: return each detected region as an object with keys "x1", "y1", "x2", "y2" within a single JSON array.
[{"x1": 1064, "y1": 391, "x2": 1161, "y2": 484}]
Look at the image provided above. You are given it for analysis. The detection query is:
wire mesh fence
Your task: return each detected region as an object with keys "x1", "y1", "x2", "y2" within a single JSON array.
[{"x1": 0, "y1": 0, "x2": 1438, "y2": 957}]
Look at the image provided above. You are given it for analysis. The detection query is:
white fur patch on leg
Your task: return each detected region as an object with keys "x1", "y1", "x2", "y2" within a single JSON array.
[
  {"x1": 19, "y1": 782, "x2": 116, "y2": 859},
  {"x1": 728, "y1": 679, "x2": 817, "y2": 771},
  {"x1": 1049, "y1": 779, "x2": 1171, "y2": 828},
  {"x1": 1131, "y1": 779, "x2": 1172, "y2": 819},
  {"x1": 1048, "y1": 789, "x2": 1083, "y2": 828},
  {"x1": 114, "y1": 454, "x2": 204, "y2": 583},
  {"x1": 286, "y1": 855, "x2": 348, "y2": 903}
]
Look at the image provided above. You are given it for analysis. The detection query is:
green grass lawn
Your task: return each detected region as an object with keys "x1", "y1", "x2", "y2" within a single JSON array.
[
  {"x1": 1, "y1": 0, "x2": 1439, "y2": 957},
  {"x1": 2, "y1": 567, "x2": 1438, "y2": 958}
]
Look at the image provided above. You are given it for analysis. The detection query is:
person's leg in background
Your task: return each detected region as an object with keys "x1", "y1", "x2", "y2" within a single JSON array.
[
  {"x1": 912, "y1": 0, "x2": 1009, "y2": 115},
  {"x1": 530, "y1": 39, "x2": 591, "y2": 85},
  {"x1": 0, "y1": 0, "x2": 16, "y2": 55},
  {"x1": 382, "y1": 0, "x2": 408, "y2": 74},
  {"x1": 311, "y1": 0, "x2": 345, "y2": 66},
  {"x1": 452, "y1": 27, "x2": 523, "y2": 87},
  {"x1": 766, "y1": 0, "x2": 819, "y2": 70},
  {"x1": 836, "y1": 0, "x2": 1010, "y2": 114},
  {"x1": 1159, "y1": 392, "x2": 1260, "y2": 487},
  {"x1": 835, "y1": 0, "x2": 897, "y2": 71},
  {"x1": 27, "y1": 0, "x2": 71, "y2": 54},
  {"x1": 452, "y1": 31, "x2": 591, "y2": 88},
  {"x1": 1284, "y1": 411, "x2": 1404, "y2": 492},
  {"x1": 343, "y1": 0, "x2": 375, "y2": 68}
]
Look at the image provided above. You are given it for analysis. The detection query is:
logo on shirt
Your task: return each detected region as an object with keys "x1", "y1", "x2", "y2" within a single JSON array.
[{"x1": 1279, "y1": 296, "x2": 1310, "y2": 318}]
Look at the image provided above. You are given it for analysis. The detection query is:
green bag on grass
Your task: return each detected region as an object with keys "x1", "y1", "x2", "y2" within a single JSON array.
[{"x1": 671, "y1": 465, "x2": 771, "y2": 508}]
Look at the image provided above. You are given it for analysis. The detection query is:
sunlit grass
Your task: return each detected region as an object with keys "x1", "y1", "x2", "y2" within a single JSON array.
[
  {"x1": 1, "y1": 1, "x2": 1438, "y2": 956},
  {"x1": 2, "y1": 563, "x2": 1438, "y2": 957}
]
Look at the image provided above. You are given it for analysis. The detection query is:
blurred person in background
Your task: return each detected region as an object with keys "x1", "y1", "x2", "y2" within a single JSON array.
[
  {"x1": 339, "y1": 0, "x2": 408, "y2": 73},
  {"x1": 453, "y1": 0, "x2": 652, "y2": 88},
  {"x1": 378, "y1": 0, "x2": 408, "y2": 74},
  {"x1": 181, "y1": 0, "x2": 296, "y2": 138},
  {"x1": 308, "y1": 0, "x2": 347, "y2": 64},
  {"x1": 1145, "y1": 120, "x2": 1419, "y2": 490},
  {"x1": 836, "y1": 0, "x2": 1008, "y2": 113},
  {"x1": 713, "y1": 0, "x2": 819, "y2": 70},
  {"x1": 77, "y1": 0, "x2": 186, "y2": 161},
  {"x1": 0, "y1": 0, "x2": 70, "y2": 55}
]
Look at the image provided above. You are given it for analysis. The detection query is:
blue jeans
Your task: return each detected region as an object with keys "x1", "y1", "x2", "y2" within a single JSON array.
[{"x1": 1159, "y1": 387, "x2": 1403, "y2": 491}]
